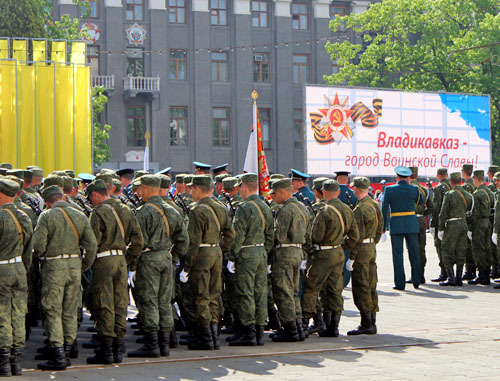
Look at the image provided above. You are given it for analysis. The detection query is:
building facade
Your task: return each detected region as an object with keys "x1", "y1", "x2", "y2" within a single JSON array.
[{"x1": 53, "y1": 0, "x2": 371, "y2": 174}]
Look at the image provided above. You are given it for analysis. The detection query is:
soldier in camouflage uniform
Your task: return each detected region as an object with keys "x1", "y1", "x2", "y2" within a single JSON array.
[
  {"x1": 492, "y1": 172, "x2": 500, "y2": 288},
  {"x1": 226, "y1": 173, "x2": 274, "y2": 346},
  {"x1": 438, "y1": 173, "x2": 473, "y2": 286},
  {"x1": 214, "y1": 174, "x2": 231, "y2": 198},
  {"x1": 33, "y1": 185, "x2": 97, "y2": 371},
  {"x1": 346, "y1": 177, "x2": 383, "y2": 335},
  {"x1": 0, "y1": 178, "x2": 33, "y2": 377},
  {"x1": 128, "y1": 175, "x2": 188, "y2": 358},
  {"x1": 460, "y1": 164, "x2": 476, "y2": 280},
  {"x1": 430, "y1": 168, "x2": 451, "y2": 282},
  {"x1": 468, "y1": 170, "x2": 495, "y2": 285},
  {"x1": 302, "y1": 180, "x2": 359, "y2": 338},
  {"x1": 85, "y1": 180, "x2": 143, "y2": 364},
  {"x1": 487, "y1": 166, "x2": 500, "y2": 278},
  {"x1": 158, "y1": 175, "x2": 183, "y2": 216},
  {"x1": 182, "y1": 175, "x2": 235, "y2": 350}
]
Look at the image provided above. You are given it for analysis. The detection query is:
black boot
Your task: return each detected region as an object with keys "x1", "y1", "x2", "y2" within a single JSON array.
[
  {"x1": 226, "y1": 317, "x2": 243, "y2": 343},
  {"x1": 490, "y1": 265, "x2": 500, "y2": 279},
  {"x1": 271, "y1": 320, "x2": 299, "y2": 342},
  {"x1": 431, "y1": 267, "x2": 447, "y2": 282},
  {"x1": 64, "y1": 339, "x2": 78, "y2": 359},
  {"x1": 127, "y1": 332, "x2": 160, "y2": 358},
  {"x1": 439, "y1": 268, "x2": 456, "y2": 286},
  {"x1": 229, "y1": 324, "x2": 257, "y2": 346},
  {"x1": 179, "y1": 330, "x2": 195, "y2": 345},
  {"x1": 187, "y1": 326, "x2": 213, "y2": 350},
  {"x1": 0, "y1": 349, "x2": 11, "y2": 377},
  {"x1": 158, "y1": 331, "x2": 170, "y2": 356},
  {"x1": 34, "y1": 344, "x2": 51, "y2": 360},
  {"x1": 255, "y1": 325, "x2": 265, "y2": 346},
  {"x1": 463, "y1": 266, "x2": 476, "y2": 281},
  {"x1": 480, "y1": 269, "x2": 491, "y2": 285},
  {"x1": 319, "y1": 313, "x2": 341, "y2": 337},
  {"x1": 456, "y1": 265, "x2": 463, "y2": 286},
  {"x1": 169, "y1": 326, "x2": 178, "y2": 349},
  {"x1": 112, "y1": 337, "x2": 124, "y2": 364},
  {"x1": 301, "y1": 318, "x2": 309, "y2": 339},
  {"x1": 296, "y1": 319, "x2": 305, "y2": 341},
  {"x1": 267, "y1": 305, "x2": 281, "y2": 331},
  {"x1": 9, "y1": 347, "x2": 22, "y2": 376},
  {"x1": 347, "y1": 313, "x2": 375, "y2": 335},
  {"x1": 210, "y1": 323, "x2": 220, "y2": 350},
  {"x1": 371, "y1": 313, "x2": 377, "y2": 334},
  {"x1": 308, "y1": 312, "x2": 325, "y2": 335},
  {"x1": 323, "y1": 311, "x2": 332, "y2": 328},
  {"x1": 38, "y1": 346, "x2": 67, "y2": 371},
  {"x1": 86, "y1": 336, "x2": 113, "y2": 364},
  {"x1": 82, "y1": 334, "x2": 100, "y2": 349}
]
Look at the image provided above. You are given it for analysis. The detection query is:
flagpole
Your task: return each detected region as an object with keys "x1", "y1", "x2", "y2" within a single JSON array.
[{"x1": 144, "y1": 130, "x2": 150, "y2": 172}]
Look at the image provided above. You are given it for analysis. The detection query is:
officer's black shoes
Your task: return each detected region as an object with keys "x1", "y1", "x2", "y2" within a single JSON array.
[
  {"x1": 271, "y1": 321, "x2": 300, "y2": 342},
  {"x1": 9, "y1": 347, "x2": 22, "y2": 376},
  {"x1": 455, "y1": 266, "x2": 463, "y2": 286},
  {"x1": 347, "y1": 313, "x2": 376, "y2": 336},
  {"x1": 405, "y1": 279, "x2": 412, "y2": 284},
  {"x1": 255, "y1": 325, "x2": 265, "y2": 346},
  {"x1": 210, "y1": 323, "x2": 220, "y2": 350},
  {"x1": 112, "y1": 337, "x2": 124, "y2": 363},
  {"x1": 38, "y1": 346, "x2": 68, "y2": 371},
  {"x1": 229, "y1": 325, "x2": 257, "y2": 346},
  {"x1": 158, "y1": 331, "x2": 170, "y2": 356},
  {"x1": 169, "y1": 327, "x2": 178, "y2": 349},
  {"x1": 187, "y1": 327, "x2": 213, "y2": 350},
  {"x1": 128, "y1": 332, "x2": 160, "y2": 357},
  {"x1": 431, "y1": 268, "x2": 447, "y2": 282},
  {"x1": 0, "y1": 348, "x2": 12, "y2": 377},
  {"x1": 371, "y1": 313, "x2": 377, "y2": 334},
  {"x1": 318, "y1": 313, "x2": 341, "y2": 338},
  {"x1": 86, "y1": 336, "x2": 113, "y2": 365},
  {"x1": 439, "y1": 268, "x2": 456, "y2": 286}
]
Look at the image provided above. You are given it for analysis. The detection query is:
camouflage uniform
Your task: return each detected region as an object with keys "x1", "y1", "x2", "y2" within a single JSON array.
[
  {"x1": 430, "y1": 177, "x2": 451, "y2": 274},
  {"x1": 462, "y1": 178, "x2": 476, "y2": 273}
]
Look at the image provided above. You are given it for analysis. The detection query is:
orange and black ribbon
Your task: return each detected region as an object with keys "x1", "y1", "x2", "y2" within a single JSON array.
[
  {"x1": 349, "y1": 98, "x2": 382, "y2": 128},
  {"x1": 310, "y1": 112, "x2": 335, "y2": 145}
]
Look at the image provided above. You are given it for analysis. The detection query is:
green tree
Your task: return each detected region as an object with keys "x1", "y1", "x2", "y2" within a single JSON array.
[
  {"x1": 325, "y1": 0, "x2": 500, "y2": 161},
  {"x1": 92, "y1": 87, "x2": 112, "y2": 165},
  {"x1": 0, "y1": 0, "x2": 46, "y2": 38}
]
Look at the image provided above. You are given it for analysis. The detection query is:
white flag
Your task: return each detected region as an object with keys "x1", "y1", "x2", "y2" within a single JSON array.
[
  {"x1": 143, "y1": 146, "x2": 149, "y2": 171},
  {"x1": 243, "y1": 102, "x2": 258, "y2": 173}
]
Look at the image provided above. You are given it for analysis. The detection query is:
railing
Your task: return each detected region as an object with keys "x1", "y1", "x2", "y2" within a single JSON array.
[
  {"x1": 91, "y1": 75, "x2": 115, "y2": 90},
  {"x1": 123, "y1": 76, "x2": 160, "y2": 92}
]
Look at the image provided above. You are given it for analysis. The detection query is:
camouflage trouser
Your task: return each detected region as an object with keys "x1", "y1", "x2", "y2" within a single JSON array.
[
  {"x1": 234, "y1": 248, "x2": 268, "y2": 326},
  {"x1": 433, "y1": 233, "x2": 444, "y2": 269},
  {"x1": 189, "y1": 248, "x2": 222, "y2": 326},
  {"x1": 135, "y1": 250, "x2": 173, "y2": 333},
  {"x1": 0, "y1": 263, "x2": 27, "y2": 350},
  {"x1": 41, "y1": 258, "x2": 81, "y2": 346},
  {"x1": 441, "y1": 220, "x2": 468, "y2": 268},
  {"x1": 271, "y1": 247, "x2": 302, "y2": 324},
  {"x1": 302, "y1": 247, "x2": 344, "y2": 319},
  {"x1": 91, "y1": 255, "x2": 128, "y2": 338},
  {"x1": 417, "y1": 217, "x2": 427, "y2": 275},
  {"x1": 472, "y1": 218, "x2": 492, "y2": 272},
  {"x1": 351, "y1": 244, "x2": 379, "y2": 314}
]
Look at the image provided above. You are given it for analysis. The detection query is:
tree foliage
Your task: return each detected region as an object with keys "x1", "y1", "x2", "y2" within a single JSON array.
[
  {"x1": 325, "y1": 0, "x2": 500, "y2": 162},
  {"x1": 92, "y1": 87, "x2": 111, "y2": 165},
  {"x1": 0, "y1": 0, "x2": 46, "y2": 38}
]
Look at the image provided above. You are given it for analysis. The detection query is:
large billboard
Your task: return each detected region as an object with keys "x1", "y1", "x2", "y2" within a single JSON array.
[{"x1": 305, "y1": 86, "x2": 491, "y2": 177}]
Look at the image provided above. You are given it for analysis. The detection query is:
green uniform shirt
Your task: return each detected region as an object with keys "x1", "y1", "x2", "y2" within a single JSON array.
[
  {"x1": 438, "y1": 186, "x2": 473, "y2": 231},
  {"x1": 487, "y1": 182, "x2": 497, "y2": 193},
  {"x1": 0, "y1": 203, "x2": 34, "y2": 269},
  {"x1": 410, "y1": 180, "x2": 433, "y2": 216},
  {"x1": 472, "y1": 184, "x2": 495, "y2": 221},
  {"x1": 350, "y1": 196, "x2": 383, "y2": 259},
  {"x1": 14, "y1": 197, "x2": 37, "y2": 228},
  {"x1": 431, "y1": 179, "x2": 451, "y2": 228},
  {"x1": 275, "y1": 197, "x2": 312, "y2": 258},
  {"x1": 160, "y1": 196, "x2": 184, "y2": 216},
  {"x1": 463, "y1": 178, "x2": 475, "y2": 194}
]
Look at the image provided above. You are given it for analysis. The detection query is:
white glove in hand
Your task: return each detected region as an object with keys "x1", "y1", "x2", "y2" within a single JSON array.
[
  {"x1": 380, "y1": 233, "x2": 387, "y2": 243},
  {"x1": 128, "y1": 271, "x2": 136, "y2": 288},
  {"x1": 267, "y1": 265, "x2": 272, "y2": 274},
  {"x1": 346, "y1": 259, "x2": 354, "y2": 272},
  {"x1": 492, "y1": 233, "x2": 498, "y2": 244},
  {"x1": 300, "y1": 260, "x2": 307, "y2": 270},
  {"x1": 467, "y1": 231, "x2": 472, "y2": 241},
  {"x1": 227, "y1": 260, "x2": 236, "y2": 274},
  {"x1": 179, "y1": 269, "x2": 189, "y2": 283},
  {"x1": 430, "y1": 227, "x2": 435, "y2": 236},
  {"x1": 438, "y1": 231, "x2": 444, "y2": 241}
]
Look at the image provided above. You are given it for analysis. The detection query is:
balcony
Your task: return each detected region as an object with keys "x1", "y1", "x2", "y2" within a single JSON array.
[
  {"x1": 91, "y1": 75, "x2": 115, "y2": 95},
  {"x1": 123, "y1": 76, "x2": 160, "y2": 101}
]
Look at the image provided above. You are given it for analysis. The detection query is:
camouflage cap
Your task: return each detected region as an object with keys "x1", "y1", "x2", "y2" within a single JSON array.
[
  {"x1": 62, "y1": 176, "x2": 74, "y2": 189},
  {"x1": 64, "y1": 170, "x2": 75, "y2": 178},
  {"x1": 100, "y1": 168, "x2": 118, "y2": 178},
  {"x1": 133, "y1": 174, "x2": 161, "y2": 188},
  {"x1": 215, "y1": 174, "x2": 230, "y2": 184},
  {"x1": 494, "y1": 172, "x2": 500, "y2": 180},
  {"x1": 52, "y1": 171, "x2": 67, "y2": 177},
  {"x1": 437, "y1": 168, "x2": 448, "y2": 176},
  {"x1": 27, "y1": 166, "x2": 44, "y2": 177},
  {"x1": 72, "y1": 179, "x2": 79, "y2": 188},
  {"x1": 175, "y1": 174, "x2": 186, "y2": 184},
  {"x1": 85, "y1": 179, "x2": 108, "y2": 196},
  {"x1": 43, "y1": 175, "x2": 64, "y2": 188},
  {"x1": 134, "y1": 170, "x2": 149, "y2": 180},
  {"x1": 488, "y1": 165, "x2": 499, "y2": 174},
  {"x1": 409, "y1": 167, "x2": 418, "y2": 176},
  {"x1": 112, "y1": 178, "x2": 122, "y2": 192},
  {"x1": 270, "y1": 174, "x2": 285, "y2": 180},
  {"x1": 0, "y1": 178, "x2": 20, "y2": 197},
  {"x1": 462, "y1": 164, "x2": 473, "y2": 172},
  {"x1": 240, "y1": 173, "x2": 258, "y2": 184},
  {"x1": 189, "y1": 175, "x2": 213, "y2": 188},
  {"x1": 322, "y1": 179, "x2": 340, "y2": 192},
  {"x1": 95, "y1": 173, "x2": 113, "y2": 184},
  {"x1": 5, "y1": 175, "x2": 23, "y2": 188},
  {"x1": 0, "y1": 169, "x2": 6, "y2": 176},
  {"x1": 350, "y1": 176, "x2": 370, "y2": 190},
  {"x1": 184, "y1": 175, "x2": 194, "y2": 185},
  {"x1": 473, "y1": 170, "x2": 484, "y2": 178},
  {"x1": 450, "y1": 172, "x2": 462, "y2": 181},
  {"x1": 42, "y1": 185, "x2": 63, "y2": 201},
  {"x1": 6, "y1": 169, "x2": 27, "y2": 180},
  {"x1": 312, "y1": 177, "x2": 329, "y2": 190},
  {"x1": 222, "y1": 176, "x2": 240, "y2": 189},
  {"x1": 0, "y1": 163, "x2": 13, "y2": 170},
  {"x1": 269, "y1": 178, "x2": 292, "y2": 194},
  {"x1": 158, "y1": 174, "x2": 171, "y2": 189}
]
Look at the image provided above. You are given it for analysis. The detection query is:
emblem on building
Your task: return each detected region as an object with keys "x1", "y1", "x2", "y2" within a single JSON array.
[
  {"x1": 81, "y1": 22, "x2": 101, "y2": 44},
  {"x1": 310, "y1": 93, "x2": 383, "y2": 145},
  {"x1": 126, "y1": 23, "x2": 147, "y2": 46}
]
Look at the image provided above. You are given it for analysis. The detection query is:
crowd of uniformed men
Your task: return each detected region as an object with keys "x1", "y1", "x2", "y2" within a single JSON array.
[{"x1": 0, "y1": 159, "x2": 497, "y2": 376}]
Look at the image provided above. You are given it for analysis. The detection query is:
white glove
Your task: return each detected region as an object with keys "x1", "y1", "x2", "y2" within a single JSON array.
[
  {"x1": 430, "y1": 227, "x2": 435, "y2": 236},
  {"x1": 128, "y1": 271, "x2": 136, "y2": 288},
  {"x1": 346, "y1": 259, "x2": 354, "y2": 272},
  {"x1": 267, "y1": 265, "x2": 272, "y2": 274},
  {"x1": 467, "y1": 231, "x2": 472, "y2": 241},
  {"x1": 492, "y1": 233, "x2": 498, "y2": 244},
  {"x1": 438, "y1": 231, "x2": 444, "y2": 241},
  {"x1": 179, "y1": 269, "x2": 189, "y2": 283},
  {"x1": 226, "y1": 260, "x2": 236, "y2": 274},
  {"x1": 380, "y1": 232, "x2": 387, "y2": 243},
  {"x1": 300, "y1": 260, "x2": 307, "y2": 270}
]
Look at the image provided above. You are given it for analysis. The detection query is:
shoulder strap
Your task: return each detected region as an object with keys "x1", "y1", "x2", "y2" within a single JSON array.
[
  {"x1": 148, "y1": 203, "x2": 170, "y2": 237},
  {"x1": 57, "y1": 207, "x2": 79, "y2": 241},
  {"x1": 477, "y1": 188, "x2": 492, "y2": 205},
  {"x1": 363, "y1": 200, "x2": 379, "y2": 230},
  {"x1": 456, "y1": 190, "x2": 468, "y2": 210},
  {"x1": 325, "y1": 204, "x2": 345, "y2": 236},
  {"x1": 198, "y1": 204, "x2": 221, "y2": 232},
  {"x1": 103, "y1": 204, "x2": 126, "y2": 239},
  {"x1": 291, "y1": 202, "x2": 308, "y2": 226},
  {"x1": 248, "y1": 200, "x2": 266, "y2": 230},
  {"x1": 4, "y1": 209, "x2": 24, "y2": 244}
]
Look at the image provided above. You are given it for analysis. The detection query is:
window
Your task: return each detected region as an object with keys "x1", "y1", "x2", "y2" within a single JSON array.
[
  {"x1": 125, "y1": 0, "x2": 144, "y2": 21},
  {"x1": 211, "y1": 52, "x2": 228, "y2": 82},
  {"x1": 293, "y1": 109, "x2": 303, "y2": 148},
  {"x1": 291, "y1": 2, "x2": 308, "y2": 30},
  {"x1": 253, "y1": 53, "x2": 269, "y2": 83},
  {"x1": 332, "y1": 59, "x2": 340, "y2": 74},
  {"x1": 293, "y1": 54, "x2": 309, "y2": 84},
  {"x1": 82, "y1": 0, "x2": 99, "y2": 18},
  {"x1": 213, "y1": 108, "x2": 230, "y2": 146},
  {"x1": 127, "y1": 106, "x2": 146, "y2": 147},
  {"x1": 251, "y1": 0, "x2": 268, "y2": 28},
  {"x1": 330, "y1": 5, "x2": 347, "y2": 32},
  {"x1": 168, "y1": 0, "x2": 186, "y2": 24},
  {"x1": 260, "y1": 109, "x2": 271, "y2": 149},
  {"x1": 88, "y1": 46, "x2": 99, "y2": 77},
  {"x1": 170, "y1": 107, "x2": 188, "y2": 146},
  {"x1": 126, "y1": 48, "x2": 144, "y2": 77},
  {"x1": 169, "y1": 50, "x2": 186, "y2": 80},
  {"x1": 210, "y1": 0, "x2": 227, "y2": 26}
]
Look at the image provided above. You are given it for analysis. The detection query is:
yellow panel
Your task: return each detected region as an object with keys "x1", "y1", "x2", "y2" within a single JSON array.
[
  {"x1": 74, "y1": 66, "x2": 92, "y2": 174},
  {"x1": 17, "y1": 64, "x2": 36, "y2": 167},
  {"x1": 32, "y1": 40, "x2": 47, "y2": 63},
  {"x1": 54, "y1": 63, "x2": 74, "y2": 170},
  {"x1": 0, "y1": 39, "x2": 8, "y2": 59},
  {"x1": 70, "y1": 42, "x2": 86, "y2": 65},
  {"x1": 12, "y1": 40, "x2": 27, "y2": 62},
  {"x1": 0, "y1": 61, "x2": 18, "y2": 166},
  {"x1": 35, "y1": 64, "x2": 55, "y2": 172},
  {"x1": 51, "y1": 41, "x2": 66, "y2": 64}
]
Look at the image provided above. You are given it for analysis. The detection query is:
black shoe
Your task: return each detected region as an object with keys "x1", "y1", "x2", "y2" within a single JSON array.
[
  {"x1": 392, "y1": 286, "x2": 404, "y2": 290},
  {"x1": 226, "y1": 318, "x2": 243, "y2": 342},
  {"x1": 494, "y1": 284, "x2": 500, "y2": 289},
  {"x1": 229, "y1": 324, "x2": 257, "y2": 346},
  {"x1": 405, "y1": 279, "x2": 412, "y2": 284},
  {"x1": 431, "y1": 268, "x2": 447, "y2": 282},
  {"x1": 65, "y1": 339, "x2": 78, "y2": 359},
  {"x1": 439, "y1": 268, "x2": 456, "y2": 286},
  {"x1": 0, "y1": 349, "x2": 10, "y2": 377},
  {"x1": 210, "y1": 323, "x2": 220, "y2": 350},
  {"x1": 38, "y1": 346, "x2": 67, "y2": 371},
  {"x1": 323, "y1": 311, "x2": 332, "y2": 328},
  {"x1": 272, "y1": 321, "x2": 299, "y2": 342},
  {"x1": 319, "y1": 313, "x2": 341, "y2": 338},
  {"x1": 371, "y1": 313, "x2": 377, "y2": 334},
  {"x1": 169, "y1": 327, "x2": 178, "y2": 349},
  {"x1": 296, "y1": 319, "x2": 306, "y2": 341},
  {"x1": 347, "y1": 313, "x2": 375, "y2": 335},
  {"x1": 158, "y1": 331, "x2": 170, "y2": 356},
  {"x1": 87, "y1": 336, "x2": 113, "y2": 365},
  {"x1": 255, "y1": 325, "x2": 265, "y2": 346},
  {"x1": 456, "y1": 266, "x2": 463, "y2": 287},
  {"x1": 462, "y1": 266, "x2": 476, "y2": 281},
  {"x1": 82, "y1": 334, "x2": 100, "y2": 349},
  {"x1": 128, "y1": 332, "x2": 160, "y2": 358},
  {"x1": 113, "y1": 337, "x2": 124, "y2": 363},
  {"x1": 9, "y1": 347, "x2": 22, "y2": 376},
  {"x1": 308, "y1": 312, "x2": 324, "y2": 335},
  {"x1": 188, "y1": 327, "x2": 213, "y2": 350}
]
